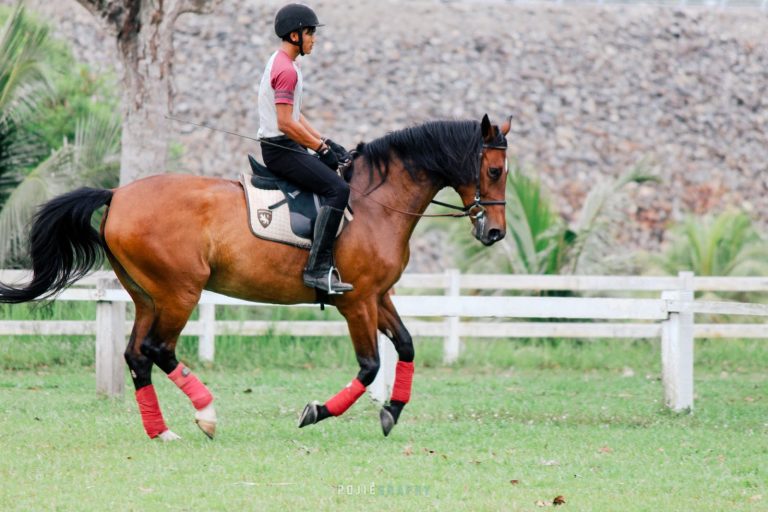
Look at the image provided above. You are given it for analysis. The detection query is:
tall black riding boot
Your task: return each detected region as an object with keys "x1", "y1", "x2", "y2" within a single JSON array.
[{"x1": 303, "y1": 206, "x2": 353, "y2": 294}]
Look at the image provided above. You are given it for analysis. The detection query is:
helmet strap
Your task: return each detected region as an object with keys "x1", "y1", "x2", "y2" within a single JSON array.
[
  {"x1": 289, "y1": 29, "x2": 305, "y2": 57},
  {"x1": 298, "y1": 29, "x2": 305, "y2": 56}
]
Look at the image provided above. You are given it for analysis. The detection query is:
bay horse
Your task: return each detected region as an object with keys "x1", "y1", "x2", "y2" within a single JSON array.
[{"x1": 0, "y1": 114, "x2": 510, "y2": 440}]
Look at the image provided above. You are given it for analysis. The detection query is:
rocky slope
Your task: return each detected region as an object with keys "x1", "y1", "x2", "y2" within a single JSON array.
[{"x1": 11, "y1": 0, "x2": 768, "y2": 270}]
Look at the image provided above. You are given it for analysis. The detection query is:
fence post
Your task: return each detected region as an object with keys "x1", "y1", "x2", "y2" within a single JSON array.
[
  {"x1": 443, "y1": 268, "x2": 461, "y2": 364},
  {"x1": 95, "y1": 278, "x2": 126, "y2": 397},
  {"x1": 369, "y1": 332, "x2": 397, "y2": 403},
  {"x1": 198, "y1": 303, "x2": 216, "y2": 363},
  {"x1": 661, "y1": 271, "x2": 694, "y2": 412}
]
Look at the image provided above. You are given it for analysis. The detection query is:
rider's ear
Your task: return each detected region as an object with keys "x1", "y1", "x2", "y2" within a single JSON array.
[
  {"x1": 481, "y1": 114, "x2": 491, "y2": 140},
  {"x1": 501, "y1": 115, "x2": 512, "y2": 136}
]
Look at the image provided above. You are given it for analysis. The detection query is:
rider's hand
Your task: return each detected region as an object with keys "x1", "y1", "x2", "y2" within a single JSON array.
[
  {"x1": 317, "y1": 145, "x2": 339, "y2": 171},
  {"x1": 326, "y1": 139, "x2": 352, "y2": 167},
  {"x1": 324, "y1": 138, "x2": 350, "y2": 163}
]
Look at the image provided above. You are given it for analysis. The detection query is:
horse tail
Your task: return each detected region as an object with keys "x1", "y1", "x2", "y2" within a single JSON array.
[{"x1": 0, "y1": 187, "x2": 113, "y2": 304}]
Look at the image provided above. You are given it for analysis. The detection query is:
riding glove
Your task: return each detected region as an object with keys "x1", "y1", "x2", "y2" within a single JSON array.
[
  {"x1": 324, "y1": 138, "x2": 351, "y2": 164},
  {"x1": 317, "y1": 146, "x2": 339, "y2": 171}
]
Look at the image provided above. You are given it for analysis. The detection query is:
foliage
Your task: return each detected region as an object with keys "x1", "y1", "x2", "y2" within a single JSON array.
[
  {"x1": 442, "y1": 161, "x2": 658, "y2": 277},
  {"x1": 0, "y1": 2, "x2": 53, "y2": 203},
  {"x1": 0, "y1": 113, "x2": 121, "y2": 266},
  {"x1": 24, "y1": 44, "x2": 119, "y2": 153},
  {"x1": 0, "y1": 3, "x2": 121, "y2": 267},
  {"x1": 656, "y1": 210, "x2": 768, "y2": 277}
]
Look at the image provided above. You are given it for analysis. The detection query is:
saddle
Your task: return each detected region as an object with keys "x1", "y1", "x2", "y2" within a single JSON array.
[{"x1": 240, "y1": 154, "x2": 352, "y2": 249}]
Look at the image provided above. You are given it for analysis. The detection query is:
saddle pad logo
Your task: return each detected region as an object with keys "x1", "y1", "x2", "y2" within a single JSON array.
[{"x1": 257, "y1": 209, "x2": 273, "y2": 228}]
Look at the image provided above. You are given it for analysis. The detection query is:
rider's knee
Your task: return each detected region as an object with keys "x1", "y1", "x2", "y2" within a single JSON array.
[{"x1": 327, "y1": 181, "x2": 349, "y2": 209}]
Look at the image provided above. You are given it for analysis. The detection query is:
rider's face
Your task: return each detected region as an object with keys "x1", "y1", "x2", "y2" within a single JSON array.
[
  {"x1": 301, "y1": 27, "x2": 316, "y2": 55},
  {"x1": 292, "y1": 27, "x2": 316, "y2": 55}
]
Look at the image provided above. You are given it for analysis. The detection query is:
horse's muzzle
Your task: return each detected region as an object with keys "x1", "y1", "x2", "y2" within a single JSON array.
[
  {"x1": 473, "y1": 214, "x2": 505, "y2": 246},
  {"x1": 477, "y1": 227, "x2": 505, "y2": 246}
]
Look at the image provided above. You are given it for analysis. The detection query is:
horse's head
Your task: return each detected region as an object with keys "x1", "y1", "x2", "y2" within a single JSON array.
[{"x1": 455, "y1": 114, "x2": 511, "y2": 246}]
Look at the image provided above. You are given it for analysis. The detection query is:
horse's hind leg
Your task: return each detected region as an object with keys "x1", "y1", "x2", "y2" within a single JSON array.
[
  {"x1": 140, "y1": 298, "x2": 217, "y2": 439},
  {"x1": 107, "y1": 252, "x2": 179, "y2": 441},
  {"x1": 124, "y1": 302, "x2": 181, "y2": 441},
  {"x1": 377, "y1": 292, "x2": 414, "y2": 437},
  {"x1": 298, "y1": 299, "x2": 380, "y2": 428}
]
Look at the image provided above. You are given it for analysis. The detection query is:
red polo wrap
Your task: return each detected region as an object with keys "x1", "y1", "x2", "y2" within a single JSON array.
[
  {"x1": 168, "y1": 363, "x2": 213, "y2": 410},
  {"x1": 325, "y1": 378, "x2": 365, "y2": 416},
  {"x1": 391, "y1": 361, "x2": 414, "y2": 403},
  {"x1": 135, "y1": 385, "x2": 167, "y2": 438}
]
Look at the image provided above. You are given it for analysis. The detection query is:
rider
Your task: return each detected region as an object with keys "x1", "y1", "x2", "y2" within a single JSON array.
[{"x1": 257, "y1": 3, "x2": 353, "y2": 295}]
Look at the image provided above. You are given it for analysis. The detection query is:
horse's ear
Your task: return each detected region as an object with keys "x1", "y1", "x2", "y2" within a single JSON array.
[
  {"x1": 481, "y1": 114, "x2": 491, "y2": 139},
  {"x1": 501, "y1": 115, "x2": 512, "y2": 136}
]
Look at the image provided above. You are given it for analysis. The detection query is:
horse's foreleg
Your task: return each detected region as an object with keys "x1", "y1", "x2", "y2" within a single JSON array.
[
  {"x1": 298, "y1": 299, "x2": 380, "y2": 428},
  {"x1": 140, "y1": 303, "x2": 217, "y2": 439},
  {"x1": 377, "y1": 293, "x2": 415, "y2": 436}
]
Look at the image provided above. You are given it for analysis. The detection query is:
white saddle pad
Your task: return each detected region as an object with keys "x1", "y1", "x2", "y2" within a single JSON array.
[{"x1": 239, "y1": 173, "x2": 350, "y2": 249}]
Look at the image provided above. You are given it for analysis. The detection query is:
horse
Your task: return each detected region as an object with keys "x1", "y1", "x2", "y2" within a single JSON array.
[{"x1": 0, "y1": 114, "x2": 510, "y2": 440}]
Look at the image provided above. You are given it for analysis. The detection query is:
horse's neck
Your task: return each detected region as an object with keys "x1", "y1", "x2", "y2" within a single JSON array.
[{"x1": 350, "y1": 161, "x2": 441, "y2": 239}]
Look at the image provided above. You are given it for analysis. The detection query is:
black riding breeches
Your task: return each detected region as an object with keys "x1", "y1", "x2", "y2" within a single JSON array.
[{"x1": 261, "y1": 138, "x2": 350, "y2": 211}]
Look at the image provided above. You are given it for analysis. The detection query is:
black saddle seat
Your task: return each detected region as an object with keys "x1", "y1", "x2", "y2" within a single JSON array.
[{"x1": 248, "y1": 154, "x2": 281, "y2": 190}]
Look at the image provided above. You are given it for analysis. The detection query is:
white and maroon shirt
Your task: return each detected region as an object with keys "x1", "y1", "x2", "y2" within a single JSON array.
[{"x1": 257, "y1": 49, "x2": 303, "y2": 139}]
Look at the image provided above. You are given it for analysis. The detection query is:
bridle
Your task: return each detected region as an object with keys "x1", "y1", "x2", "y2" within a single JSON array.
[{"x1": 428, "y1": 139, "x2": 508, "y2": 220}]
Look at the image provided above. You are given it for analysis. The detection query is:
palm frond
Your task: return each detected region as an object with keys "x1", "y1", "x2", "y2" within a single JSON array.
[
  {"x1": 0, "y1": 112, "x2": 121, "y2": 265},
  {"x1": 0, "y1": 144, "x2": 74, "y2": 264},
  {"x1": 659, "y1": 210, "x2": 768, "y2": 277},
  {"x1": 568, "y1": 162, "x2": 661, "y2": 273},
  {"x1": 0, "y1": 2, "x2": 53, "y2": 126},
  {"x1": 73, "y1": 112, "x2": 121, "y2": 188}
]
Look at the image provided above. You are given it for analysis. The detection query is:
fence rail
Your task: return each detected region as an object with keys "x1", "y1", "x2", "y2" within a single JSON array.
[{"x1": 1, "y1": 269, "x2": 767, "y2": 411}]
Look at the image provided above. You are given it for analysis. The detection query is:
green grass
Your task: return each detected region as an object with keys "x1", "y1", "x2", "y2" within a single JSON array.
[{"x1": 0, "y1": 336, "x2": 766, "y2": 511}]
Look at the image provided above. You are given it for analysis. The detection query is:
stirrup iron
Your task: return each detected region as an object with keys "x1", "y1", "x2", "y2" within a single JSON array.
[{"x1": 327, "y1": 267, "x2": 344, "y2": 295}]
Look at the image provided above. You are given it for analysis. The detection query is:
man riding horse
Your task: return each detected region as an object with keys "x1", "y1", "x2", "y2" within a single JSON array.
[{"x1": 258, "y1": 3, "x2": 353, "y2": 295}]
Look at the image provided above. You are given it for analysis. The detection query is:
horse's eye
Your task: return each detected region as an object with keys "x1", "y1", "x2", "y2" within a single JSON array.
[{"x1": 488, "y1": 167, "x2": 502, "y2": 180}]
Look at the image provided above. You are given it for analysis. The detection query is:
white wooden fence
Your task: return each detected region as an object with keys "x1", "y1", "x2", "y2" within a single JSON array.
[{"x1": 1, "y1": 269, "x2": 767, "y2": 412}]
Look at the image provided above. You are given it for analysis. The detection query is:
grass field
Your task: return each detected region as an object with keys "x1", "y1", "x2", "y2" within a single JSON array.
[{"x1": 0, "y1": 332, "x2": 766, "y2": 511}]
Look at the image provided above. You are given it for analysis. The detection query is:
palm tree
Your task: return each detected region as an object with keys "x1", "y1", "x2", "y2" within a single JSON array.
[
  {"x1": 0, "y1": 2, "x2": 52, "y2": 203},
  {"x1": 659, "y1": 210, "x2": 768, "y2": 277},
  {"x1": 0, "y1": 113, "x2": 120, "y2": 266},
  {"x1": 0, "y1": 3, "x2": 121, "y2": 267}
]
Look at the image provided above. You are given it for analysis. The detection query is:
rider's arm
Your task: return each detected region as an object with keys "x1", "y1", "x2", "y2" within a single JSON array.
[
  {"x1": 299, "y1": 114, "x2": 322, "y2": 139},
  {"x1": 276, "y1": 104, "x2": 325, "y2": 152}
]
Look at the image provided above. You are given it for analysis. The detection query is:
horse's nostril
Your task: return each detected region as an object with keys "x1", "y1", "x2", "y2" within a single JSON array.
[{"x1": 488, "y1": 229, "x2": 503, "y2": 242}]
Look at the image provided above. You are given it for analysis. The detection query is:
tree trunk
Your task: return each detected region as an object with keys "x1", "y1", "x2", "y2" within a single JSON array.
[{"x1": 74, "y1": 0, "x2": 222, "y2": 184}]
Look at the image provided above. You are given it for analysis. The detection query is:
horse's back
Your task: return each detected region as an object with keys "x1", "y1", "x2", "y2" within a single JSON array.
[{"x1": 103, "y1": 173, "x2": 317, "y2": 304}]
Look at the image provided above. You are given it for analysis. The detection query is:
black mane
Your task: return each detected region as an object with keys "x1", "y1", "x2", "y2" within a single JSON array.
[{"x1": 355, "y1": 120, "x2": 483, "y2": 189}]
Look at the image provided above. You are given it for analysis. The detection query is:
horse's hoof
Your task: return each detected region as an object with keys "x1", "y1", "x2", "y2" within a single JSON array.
[
  {"x1": 157, "y1": 430, "x2": 182, "y2": 442},
  {"x1": 380, "y1": 407, "x2": 396, "y2": 437},
  {"x1": 298, "y1": 401, "x2": 320, "y2": 428},
  {"x1": 195, "y1": 419, "x2": 216, "y2": 439},
  {"x1": 195, "y1": 403, "x2": 217, "y2": 439}
]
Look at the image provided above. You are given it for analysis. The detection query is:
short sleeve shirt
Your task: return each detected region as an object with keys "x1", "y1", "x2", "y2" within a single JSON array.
[{"x1": 257, "y1": 50, "x2": 303, "y2": 138}]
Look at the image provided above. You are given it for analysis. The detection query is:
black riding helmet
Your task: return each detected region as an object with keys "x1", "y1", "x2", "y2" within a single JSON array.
[{"x1": 274, "y1": 3, "x2": 323, "y2": 56}]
